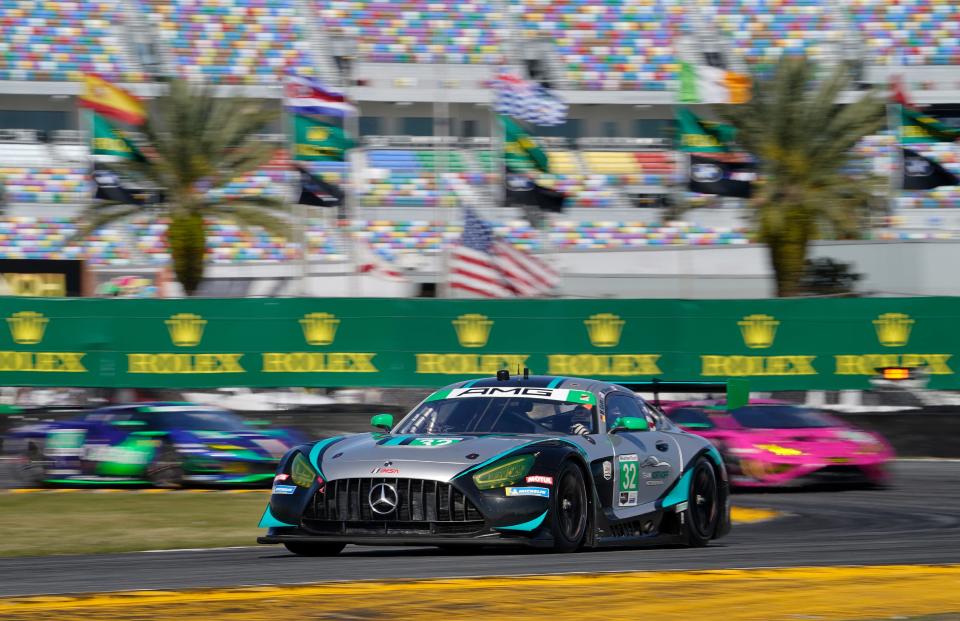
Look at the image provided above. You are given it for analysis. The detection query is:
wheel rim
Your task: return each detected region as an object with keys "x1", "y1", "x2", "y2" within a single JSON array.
[
  {"x1": 557, "y1": 469, "x2": 586, "y2": 542},
  {"x1": 691, "y1": 466, "x2": 718, "y2": 536},
  {"x1": 148, "y1": 448, "x2": 182, "y2": 487}
]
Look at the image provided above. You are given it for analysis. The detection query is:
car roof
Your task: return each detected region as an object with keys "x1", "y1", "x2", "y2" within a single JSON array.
[{"x1": 444, "y1": 375, "x2": 631, "y2": 395}]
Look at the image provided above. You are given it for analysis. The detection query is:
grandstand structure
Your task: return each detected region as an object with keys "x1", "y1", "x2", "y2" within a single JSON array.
[{"x1": 0, "y1": 0, "x2": 959, "y2": 296}]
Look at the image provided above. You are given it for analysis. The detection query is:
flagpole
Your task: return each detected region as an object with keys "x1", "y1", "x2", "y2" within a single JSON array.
[
  {"x1": 284, "y1": 92, "x2": 309, "y2": 297},
  {"x1": 888, "y1": 102, "x2": 901, "y2": 218},
  {"x1": 344, "y1": 59, "x2": 361, "y2": 298}
]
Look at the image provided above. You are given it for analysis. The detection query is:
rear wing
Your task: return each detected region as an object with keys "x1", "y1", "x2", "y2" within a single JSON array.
[{"x1": 619, "y1": 379, "x2": 750, "y2": 411}]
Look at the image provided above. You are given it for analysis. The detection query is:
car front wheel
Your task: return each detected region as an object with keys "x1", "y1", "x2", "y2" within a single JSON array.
[
  {"x1": 550, "y1": 461, "x2": 588, "y2": 553},
  {"x1": 684, "y1": 457, "x2": 720, "y2": 547}
]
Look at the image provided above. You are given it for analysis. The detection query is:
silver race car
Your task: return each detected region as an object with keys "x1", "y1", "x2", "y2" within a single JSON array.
[{"x1": 257, "y1": 373, "x2": 745, "y2": 555}]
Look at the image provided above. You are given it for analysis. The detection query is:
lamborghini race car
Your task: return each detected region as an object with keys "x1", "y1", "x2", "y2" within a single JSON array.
[
  {"x1": 663, "y1": 400, "x2": 894, "y2": 488},
  {"x1": 258, "y1": 374, "x2": 740, "y2": 555},
  {"x1": 5, "y1": 402, "x2": 305, "y2": 487}
]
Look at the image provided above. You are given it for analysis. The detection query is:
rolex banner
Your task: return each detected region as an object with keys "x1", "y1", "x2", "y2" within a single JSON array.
[
  {"x1": 292, "y1": 115, "x2": 354, "y2": 161},
  {"x1": 0, "y1": 297, "x2": 957, "y2": 390},
  {"x1": 902, "y1": 148, "x2": 960, "y2": 190},
  {"x1": 502, "y1": 115, "x2": 550, "y2": 173},
  {"x1": 91, "y1": 113, "x2": 145, "y2": 161},
  {"x1": 688, "y1": 154, "x2": 754, "y2": 197},
  {"x1": 900, "y1": 107, "x2": 960, "y2": 144},
  {"x1": 675, "y1": 108, "x2": 736, "y2": 153}
]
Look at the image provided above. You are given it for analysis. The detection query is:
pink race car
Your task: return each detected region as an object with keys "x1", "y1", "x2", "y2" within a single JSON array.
[{"x1": 662, "y1": 400, "x2": 894, "y2": 488}]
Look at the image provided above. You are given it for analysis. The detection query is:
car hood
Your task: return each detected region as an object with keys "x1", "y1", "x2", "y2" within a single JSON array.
[{"x1": 317, "y1": 433, "x2": 548, "y2": 482}]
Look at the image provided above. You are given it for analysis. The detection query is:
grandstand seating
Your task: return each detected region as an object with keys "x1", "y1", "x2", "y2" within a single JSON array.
[
  {"x1": 847, "y1": 0, "x2": 960, "y2": 66},
  {"x1": 699, "y1": 0, "x2": 837, "y2": 66},
  {"x1": 0, "y1": 166, "x2": 89, "y2": 203},
  {"x1": 518, "y1": 0, "x2": 682, "y2": 91},
  {"x1": 0, "y1": 216, "x2": 130, "y2": 263},
  {"x1": 143, "y1": 0, "x2": 316, "y2": 84},
  {"x1": 583, "y1": 151, "x2": 675, "y2": 186},
  {"x1": 318, "y1": 0, "x2": 508, "y2": 64},
  {"x1": 0, "y1": 0, "x2": 144, "y2": 82},
  {"x1": 362, "y1": 149, "x2": 490, "y2": 208}
]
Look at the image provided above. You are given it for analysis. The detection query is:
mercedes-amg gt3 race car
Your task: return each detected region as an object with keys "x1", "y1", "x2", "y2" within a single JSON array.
[{"x1": 258, "y1": 374, "x2": 742, "y2": 555}]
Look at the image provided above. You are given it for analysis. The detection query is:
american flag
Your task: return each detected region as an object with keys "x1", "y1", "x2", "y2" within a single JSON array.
[
  {"x1": 493, "y1": 73, "x2": 567, "y2": 127},
  {"x1": 449, "y1": 209, "x2": 559, "y2": 298}
]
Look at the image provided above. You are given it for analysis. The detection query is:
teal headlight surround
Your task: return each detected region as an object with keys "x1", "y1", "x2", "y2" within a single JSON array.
[
  {"x1": 472, "y1": 454, "x2": 534, "y2": 490},
  {"x1": 291, "y1": 452, "x2": 317, "y2": 488}
]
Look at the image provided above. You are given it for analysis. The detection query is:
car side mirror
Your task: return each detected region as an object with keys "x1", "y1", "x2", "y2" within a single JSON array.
[
  {"x1": 609, "y1": 416, "x2": 649, "y2": 433},
  {"x1": 370, "y1": 413, "x2": 394, "y2": 431}
]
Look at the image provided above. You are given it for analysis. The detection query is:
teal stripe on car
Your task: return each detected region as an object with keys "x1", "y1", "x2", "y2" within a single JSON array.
[
  {"x1": 496, "y1": 510, "x2": 548, "y2": 532},
  {"x1": 547, "y1": 377, "x2": 565, "y2": 388},
  {"x1": 308, "y1": 436, "x2": 344, "y2": 473},
  {"x1": 258, "y1": 505, "x2": 295, "y2": 529},
  {"x1": 382, "y1": 435, "x2": 410, "y2": 446},
  {"x1": 660, "y1": 468, "x2": 694, "y2": 508}
]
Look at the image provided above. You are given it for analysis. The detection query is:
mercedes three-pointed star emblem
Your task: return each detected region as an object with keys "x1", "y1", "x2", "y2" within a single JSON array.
[{"x1": 368, "y1": 482, "x2": 399, "y2": 514}]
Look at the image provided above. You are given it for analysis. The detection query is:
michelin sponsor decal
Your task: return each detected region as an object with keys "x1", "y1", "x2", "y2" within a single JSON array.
[
  {"x1": 272, "y1": 484, "x2": 297, "y2": 495},
  {"x1": 505, "y1": 486, "x2": 550, "y2": 498}
]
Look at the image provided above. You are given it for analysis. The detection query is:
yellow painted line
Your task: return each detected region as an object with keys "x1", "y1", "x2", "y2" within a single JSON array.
[
  {"x1": 730, "y1": 506, "x2": 783, "y2": 524},
  {"x1": 0, "y1": 565, "x2": 957, "y2": 620}
]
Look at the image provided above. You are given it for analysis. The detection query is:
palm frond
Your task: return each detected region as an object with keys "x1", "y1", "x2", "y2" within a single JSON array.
[{"x1": 70, "y1": 203, "x2": 143, "y2": 241}]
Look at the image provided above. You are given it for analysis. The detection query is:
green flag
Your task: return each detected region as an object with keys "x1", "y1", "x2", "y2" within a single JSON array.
[
  {"x1": 675, "y1": 108, "x2": 735, "y2": 153},
  {"x1": 900, "y1": 107, "x2": 960, "y2": 144},
  {"x1": 502, "y1": 115, "x2": 549, "y2": 173},
  {"x1": 292, "y1": 115, "x2": 354, "y2": 161},
  {"x1": 91, "y1": 112, "x2": 144, "y2": 161}
]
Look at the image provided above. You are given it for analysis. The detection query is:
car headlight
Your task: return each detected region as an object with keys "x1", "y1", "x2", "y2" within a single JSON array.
[
  {"x1": 291, "y1": 453, "x2": 318, "y2": 488},
  {"x1": 754, "y1": 443, "x2": 804, "y2": 457},
  {"x1": 472, "y1": 454, "x2": 534, "y2": 490}
]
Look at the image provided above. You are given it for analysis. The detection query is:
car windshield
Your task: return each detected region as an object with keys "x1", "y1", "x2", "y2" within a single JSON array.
[
  {"x1": 395, "y1": 397, "x2": 597, "y2": 436},
  {"x1": 730, "y1": 405, "x2": 836, "y2": 429},
  {"x1": 149, "y1": 407, "x2": 248, "y2": 432}
]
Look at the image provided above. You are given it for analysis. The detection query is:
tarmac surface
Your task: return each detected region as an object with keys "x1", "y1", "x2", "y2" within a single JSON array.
[{"x1": 0, "y1": 460, "x2": 957, "y2": 597}]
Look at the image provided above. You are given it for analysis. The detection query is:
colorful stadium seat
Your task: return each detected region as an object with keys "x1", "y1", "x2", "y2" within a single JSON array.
[
  {"x1": 319, "y1": 0, "x2": 508, "y2": 64},
  {"x1": 143, "y1": 0, "x2": 316, "y2": 84},
  {"x1": 0, "y1": 0, "x2": 145, "y2": 81}
]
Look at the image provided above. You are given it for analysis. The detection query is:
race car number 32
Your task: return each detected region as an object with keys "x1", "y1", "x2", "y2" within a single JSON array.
[{"x1": 618, "y1": 454, "x2": 639, "y2": 507}]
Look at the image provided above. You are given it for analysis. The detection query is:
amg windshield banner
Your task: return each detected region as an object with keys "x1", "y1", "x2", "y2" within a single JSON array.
[{"x1": 0, "y1": 297, "x2": 957, "y2": 390}]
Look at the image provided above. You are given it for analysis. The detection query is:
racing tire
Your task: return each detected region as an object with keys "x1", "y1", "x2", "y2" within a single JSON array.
[
  {"x1": 146, "y1": 442, "x2": 184, "y2": 489},
  {"x1": 549, "y1": 461, "x2": 588, "y2": 553},
  {"x1": 683, "y1": 457, "x2": 720, "y2": 547},
  {"x1": 283, "y1": 542, "x2": 346, "y2": 557},
  {"x1": 15, "y1": 442, "x2": 47, "y2": 487}
]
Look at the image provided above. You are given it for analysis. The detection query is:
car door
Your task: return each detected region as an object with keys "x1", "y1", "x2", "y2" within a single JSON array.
[{"x1": 606, "y1": 393, "x2": 683, "y2": 512}]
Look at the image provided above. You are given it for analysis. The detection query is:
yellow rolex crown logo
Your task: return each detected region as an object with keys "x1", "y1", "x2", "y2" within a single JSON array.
[
  {"x1": 307, "y1": 127, "x2": 329, "y2": 142},
  {"x1": 452, "y1": 313, "x2": 493, "y2": 348},
  {"x1": 300, "y1": 312, "x2": 340, "y2": 346},
  {"x1": 584, "y1": 313, "x2": 625, "y2": 348},
  {"x1": 873, "y1": 312, "x2": 914, "y2": 347},
  {"x1": 165, "y1": 313, "x2": 207, "y2": 347},
  {"x1": 7, "y1": 311, "x2": 48, "y2": 345},
  {"x1": 738, "y1": 314, "x2": 779, "y2": 349}
]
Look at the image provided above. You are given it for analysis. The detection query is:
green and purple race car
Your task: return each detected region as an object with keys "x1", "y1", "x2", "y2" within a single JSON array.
[{"x1": 5, "y1": 402, "x2": 305, "y2": 487}]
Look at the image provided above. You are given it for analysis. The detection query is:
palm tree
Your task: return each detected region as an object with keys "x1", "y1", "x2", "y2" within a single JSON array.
[
  {"x1": 78, "y1": 79, "x2": 289, "y2": 295},
  {"x1": 718, "y1": 56, "x2": 887, "y2": 297}
]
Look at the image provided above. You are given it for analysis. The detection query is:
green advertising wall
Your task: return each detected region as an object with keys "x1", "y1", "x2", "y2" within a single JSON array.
[{"x1": 0, "y1": 297, "x2": 955, "y2": 390}]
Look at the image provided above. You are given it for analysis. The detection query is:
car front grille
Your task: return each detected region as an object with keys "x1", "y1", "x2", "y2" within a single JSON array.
[{"x1": 302, "y1": 478, "x2": 485, "y2": 536}]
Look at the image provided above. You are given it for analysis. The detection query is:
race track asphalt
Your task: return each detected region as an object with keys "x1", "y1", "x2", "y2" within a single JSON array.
[{"x1": 0, "y1": 460, "x2": 957, "y2": 597}]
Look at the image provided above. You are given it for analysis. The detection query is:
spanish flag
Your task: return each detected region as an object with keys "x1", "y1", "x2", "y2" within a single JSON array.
[{"x1": 79, "y1": 74, "x2": 146, "y2": 126}]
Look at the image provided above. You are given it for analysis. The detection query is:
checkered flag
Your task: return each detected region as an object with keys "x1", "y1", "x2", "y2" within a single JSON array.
[{"x1": 494, "y1": 73, "x2": 567, "y2": 127}]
